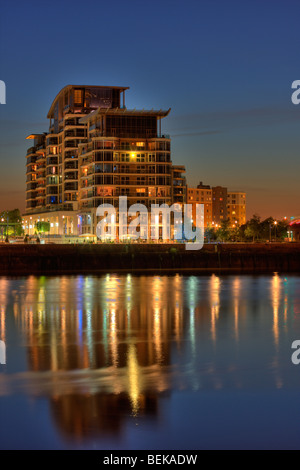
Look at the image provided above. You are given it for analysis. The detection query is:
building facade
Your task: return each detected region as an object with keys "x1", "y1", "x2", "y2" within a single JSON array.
[
  {"x1": 24, "y1": 85, "x2": 186, "y2": 239},
  {"x1": 187, "y1": 183, "x2": 246, "y2": 229},
  {"x1": 212, "y1": 186, "x2": 228, "y2": 226},
  {"x1": 187, "y1": 182, "x2": 212, "y2": 227},
  {"x1": 227, "y1": 191, "x2": 246, "y2": 227}
]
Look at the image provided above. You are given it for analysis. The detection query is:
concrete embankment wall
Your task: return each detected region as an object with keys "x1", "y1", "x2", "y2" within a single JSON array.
[{"x1": 0, "y1": 243, "x2": 299, "y2": 275}]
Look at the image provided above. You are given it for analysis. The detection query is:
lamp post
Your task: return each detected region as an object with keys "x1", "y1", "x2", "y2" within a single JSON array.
[
  {"x1": 274, "y1": 220, "x2": 278, "y2": 242},
  {"x1": 2, "y1": 212, "x2": 9, "y2": 239}
]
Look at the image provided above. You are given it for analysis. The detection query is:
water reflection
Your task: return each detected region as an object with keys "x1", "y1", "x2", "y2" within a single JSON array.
[
  {"x1": 0, "y1": 274, "x2": 298, "y2": 446},
  {"x1": 210, "y1": 274, "x2": 220, "y2": 344}
]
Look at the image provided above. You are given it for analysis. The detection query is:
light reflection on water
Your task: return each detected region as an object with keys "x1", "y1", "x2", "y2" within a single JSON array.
[{"x1": 0, "y1": 274, "x2": 300, "y2": 449}]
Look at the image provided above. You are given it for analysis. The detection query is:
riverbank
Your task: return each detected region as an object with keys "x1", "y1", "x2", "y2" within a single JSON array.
[{"x1": 0, "y1": 243, "x2": 299, "y2": 275}]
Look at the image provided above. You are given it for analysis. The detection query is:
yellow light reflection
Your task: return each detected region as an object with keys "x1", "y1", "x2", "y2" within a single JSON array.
[
  {"x1": 272, "y1": 273, "x2": 281, "y2": 349},
  {"x1": 110, "y1": 307, "x2": 118, "y2": 367},
  {"x1": 127, "y1": 344, "x2": 141, "y2": 416},
  {"x1": 210, "y1": 275, "x2": 220, "y2": 344},
  {"x1": 233, "y1": 277, "x2": 240, "y2": 342},
  {"x1": 152, "y1": 277, "x2": 163, "y2": 364},
  {"x1": 0, "y1": 306, "x2": 5, "y2": 342}
]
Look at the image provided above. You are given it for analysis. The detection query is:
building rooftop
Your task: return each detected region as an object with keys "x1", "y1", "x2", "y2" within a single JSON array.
[
  {"x1": 47, "y1": 85, "x2": 130, "y2": 118},
  {"x1": 79, "y1": 107, "x2": 171, "y2": 124}
]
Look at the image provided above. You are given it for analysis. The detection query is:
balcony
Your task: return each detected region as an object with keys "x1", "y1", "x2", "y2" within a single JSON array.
[
  {"x1": 65, "y1": 130, "x2": 86, "y2": 138},
  {"x1": 26, "y1": 182, "x2": 37, "y2": 190},
  {"x1": 80, "y1": 201, "x2": 94, "y2": 209},
  {"x1": 46, "y1": 187, "x2": 58, "y2": 195},
  {"x1": 46, "y1": 137, "x2": 58, "y2": 146},
  {"x1": 36, "y1": 143, "x2": 45, "y2": 152},
  {"x1": 26, "y1": 191, "x2": 37, "y2": 200},
  {"x1": 80, "y1": 144, "x2": 93, "y2": 155},
  {"x1": 65, "y1": 162, "x2": 78, "y2": 170},
  {"x1": 26, "y1": 156, "x2": 37, "y2": 165},
  {"x1": 64, "y1": 182, "x2": 78, "y2": 191},
  {"x1": 64, "y1": 172, "x2": 77, "y2": 181},
  {"x1": 64, "y1": 119, "x2": 85, "y2": 127},
  {"x1": 26, "y1": 147, "x2": 35, "y2": 155},
  {"x1": 80, "y1": 191, "x2": 94, "y2": 200},
  {"x1": 64, "y1": 151, "x2": 77, "y2": 160},
  {"x1": 80, "y1": 156, "x2": 94, "y2": 165},
  {"x1": 80, "y1": 176, "x2": 94, "y2": 187},
  {"x1": 47, "y1": 178, "x2": 58, "y2": 185},
  {"x1": 64, "y1": 141, "x2": 78, "y2": 148},
  {"x1": 80, "y1": 169, "x2": 94, "y2": 177},
  {"x1": 47, "y1": 157, "x2": 58, "y2": 165}
]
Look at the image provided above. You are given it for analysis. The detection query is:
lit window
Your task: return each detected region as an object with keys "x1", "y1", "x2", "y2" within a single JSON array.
[{"x1": 74, "y1": 89, "x2": 83, "y2": 104}]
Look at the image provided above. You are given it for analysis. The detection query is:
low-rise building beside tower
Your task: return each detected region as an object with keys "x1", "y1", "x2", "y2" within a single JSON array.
[{"x1": 187, "y1": 182, "x2": 246, "y2": 228}]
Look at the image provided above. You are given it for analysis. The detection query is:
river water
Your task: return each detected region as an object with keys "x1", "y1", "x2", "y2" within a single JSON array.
[{"x1": 0, "y1": 274, "x2": 300, "y2": 449}]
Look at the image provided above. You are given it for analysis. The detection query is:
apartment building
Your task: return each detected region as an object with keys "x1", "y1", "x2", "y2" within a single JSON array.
[
  {"x1": 187, "y1": 183, "x2": 246, "y2": 229},
  {"x1": 212, "y1": 186, "x2": 228, "y2": 226},
  {"x1": 187, "y1": 182, "x2": 212, "y2": 227},
  {"x1": 227, "y1": 191, "x2": 246, "y2": 227},
  {"x1": 24, "y1": 85, "x2": 186, "y2": 238}
]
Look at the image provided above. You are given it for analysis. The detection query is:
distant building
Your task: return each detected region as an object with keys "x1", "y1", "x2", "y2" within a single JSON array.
[
  {"x1": 212, "y1": 186, "x2": 228, "y2": 226},
  {"x1": 227, "y1": 191, "x2": 246, "y2": 227},
  {"x1": 187, "y1": 183, "x2": 247, "y2": 228},
  {"x1": 187, "y1": 182, "x2": 212, "y2": 227}
]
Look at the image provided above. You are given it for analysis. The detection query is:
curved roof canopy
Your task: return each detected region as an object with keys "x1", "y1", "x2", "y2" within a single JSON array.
[{"x1": 47, "y1": 85, "x2": 129, "y2": 119}]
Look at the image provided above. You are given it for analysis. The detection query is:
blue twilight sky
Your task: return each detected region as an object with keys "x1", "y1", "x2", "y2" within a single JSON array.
[{"x1": 0, "y1": 0, "x2": 299, "y2": 219}]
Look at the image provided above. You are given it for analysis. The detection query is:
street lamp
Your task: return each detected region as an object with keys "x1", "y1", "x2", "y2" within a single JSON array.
[
  {"x1": 269, "y1": 220, "x2": 278, "y2": 242},
  {"x1": 274, "y1": 220, "x2": 278, "y2": 242},
  {"x1": 1, "y1": 213, "x2": 9, "y2": 239}
]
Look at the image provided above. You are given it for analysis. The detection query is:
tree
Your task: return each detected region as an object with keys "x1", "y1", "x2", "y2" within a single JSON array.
[
  {"x1": 216, "y1": 219, "x2": 231, "y2": 242},
  {"x1": 35, "y1": 221, "x2": 50, "y2": 234},
  {"x1": 260, "y1": 217, "x2": 274, "y2": 241},
  {"x1": 0, "y1": 209, "x2": 23, "y2": 237},
  {"x1": 205, "y1": 226, "x2": 217, "y2": 242},
  {"x1": 244, "y1": 214, "x2": 261, "y2": 242}
]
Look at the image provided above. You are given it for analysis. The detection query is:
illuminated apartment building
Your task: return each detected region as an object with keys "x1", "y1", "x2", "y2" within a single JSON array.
[
  {"x1": 24, "y1": 85, "x2": 186, "y2": 237},
  {"x1": 26, "y1": 133, "x2": 47, "y2": 214},
  {"x1": 187, "y1": 182, "x2": 212, "y2": 227},
  {"x1": 227, "y1": 191, "x2": 246, "y2": 227},
  {"x1": 187, "y1": 183, "x2": 247, "y2": 229},
  {"x1": 212, "y1": 186, "x2": 228, "y2": 226}
]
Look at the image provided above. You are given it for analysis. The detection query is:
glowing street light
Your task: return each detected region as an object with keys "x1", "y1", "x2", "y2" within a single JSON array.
[{"x1": 274, "y1": 220, "x2": 278, "y2": 242}]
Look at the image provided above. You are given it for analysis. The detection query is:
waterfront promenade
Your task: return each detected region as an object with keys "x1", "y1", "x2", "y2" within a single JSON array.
[{"x1": 0, "y1": 243, "x2": 299, "y2": 275}]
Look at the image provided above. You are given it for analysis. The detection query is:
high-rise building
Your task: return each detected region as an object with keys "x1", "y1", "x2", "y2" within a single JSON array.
[
  {"x1": 227, "y1": 192, "x2": 246, "y2": 227},
  {"x1": 24, "y1": 85, "x2": 186, "y2": 238}
]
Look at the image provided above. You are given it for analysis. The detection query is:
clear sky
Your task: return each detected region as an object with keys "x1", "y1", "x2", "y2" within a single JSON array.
[{"x1": 0, "y1": 0, "x2": 299, "y2": 219}]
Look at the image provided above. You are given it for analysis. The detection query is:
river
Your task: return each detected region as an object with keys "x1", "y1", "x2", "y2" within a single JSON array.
[{"x1": 0, "y1": 274, "x2": 300, "y2": 449}]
